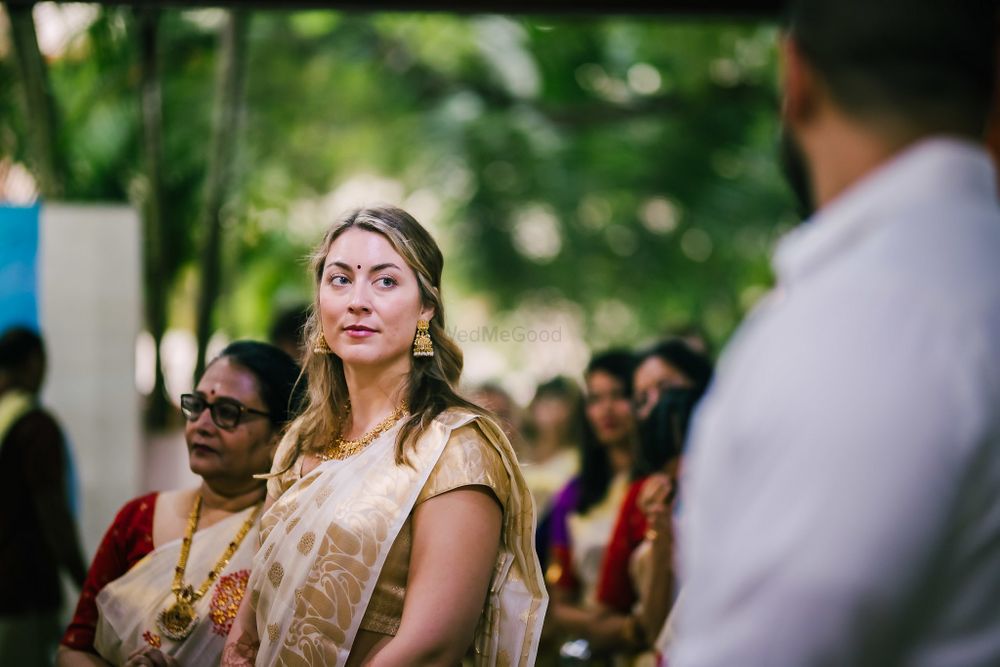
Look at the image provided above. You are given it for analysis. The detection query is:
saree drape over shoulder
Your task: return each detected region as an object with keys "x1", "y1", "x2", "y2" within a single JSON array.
[
  {"x1": 93, "y1": 504, "x2": 259, "y2": 665},
  {"x1": 250, "y1": 408, "x2": 547, "y2": 666}
]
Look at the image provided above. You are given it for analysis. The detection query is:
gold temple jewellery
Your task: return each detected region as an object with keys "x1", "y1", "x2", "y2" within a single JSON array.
[
  {"x1": 412, "y1": 319, "x2": 434, "y2": 357},
  {"x1": 318, "y1": 402, "x2": 409, "y2": 461},
  {"x1": 156, "y1": 496, "x2": 263, "y2": 641}
]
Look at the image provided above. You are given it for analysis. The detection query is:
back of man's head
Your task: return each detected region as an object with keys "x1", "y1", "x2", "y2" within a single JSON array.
[
  {"x1": 0, "y1": 326, "x2": 46, "y2": 394},
  {"x1": 788, "y1": 0, "x2": 997, "y2": 139}
]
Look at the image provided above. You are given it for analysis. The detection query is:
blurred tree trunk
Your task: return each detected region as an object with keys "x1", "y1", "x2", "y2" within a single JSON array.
[
  {"x1": 136, "y1": 7, "x2": 171, "y2": 428},
  {"x1": 193, "y1": 9, "x2": 249, "y2": 381},
  {"x1": 7, "y1": 2, "x2": 62, "y2": 197}
]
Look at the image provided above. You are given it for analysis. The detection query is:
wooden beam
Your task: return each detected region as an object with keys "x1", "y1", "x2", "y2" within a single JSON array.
[{"x1": 5, "y1": 0, "x2": 785, "y2": 19}]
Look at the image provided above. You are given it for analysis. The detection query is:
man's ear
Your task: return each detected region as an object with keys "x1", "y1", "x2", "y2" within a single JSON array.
[{"x1": 780, "y1": 35, "x2": 820, "y2": 127}]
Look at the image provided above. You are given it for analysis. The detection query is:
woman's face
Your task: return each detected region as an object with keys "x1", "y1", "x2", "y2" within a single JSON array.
[
  {"x1": 633, "y1": 356, "x2": 692, "y2": 421},
  {"x1": 584, "y1": 370, "x2": 635, "y2": 447},
  {"x1": 318, "y1": 228, "x2": 433, "y2": 371},
  {"x1": 185, "y1": 358, "x2": 277, "y2": 486},
  {"x1": 531, "y1": 395, "x2": 573, "y2": 439}
]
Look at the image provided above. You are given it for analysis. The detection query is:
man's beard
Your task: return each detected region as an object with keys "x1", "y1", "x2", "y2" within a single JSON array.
[{"x1": 778, "y1": 125, "x2": 815, "y2": 221}]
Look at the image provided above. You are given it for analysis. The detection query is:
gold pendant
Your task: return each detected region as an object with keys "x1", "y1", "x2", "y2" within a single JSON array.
[{"x1": 157, "y1": 587, "x2": 199, "y2": 640}]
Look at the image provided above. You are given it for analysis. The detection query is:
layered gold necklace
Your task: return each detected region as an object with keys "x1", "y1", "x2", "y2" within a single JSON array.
[
  {"x1": 156, "y1": 495, "x2": 262, "y2": 641},
  {"x1": 318, "y1": 401, "x2": 408, "y2": 461}
]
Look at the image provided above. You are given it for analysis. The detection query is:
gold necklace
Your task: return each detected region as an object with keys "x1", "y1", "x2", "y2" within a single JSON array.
[
  {"x1": 318, "y1": 402, "x2": 408, "y2": 461},
  {"x1": 156, "y1": 495, "x2": 262, "y2": 641}
]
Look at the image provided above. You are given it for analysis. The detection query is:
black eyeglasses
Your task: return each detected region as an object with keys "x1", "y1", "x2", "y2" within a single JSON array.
[{"x1": 180, "y1": 393, "x2": 270, "y2": 430}]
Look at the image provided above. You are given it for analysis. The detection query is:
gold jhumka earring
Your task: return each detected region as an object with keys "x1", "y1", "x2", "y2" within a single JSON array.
[
  {"x1": 412, "y1": 319, "x2": 434, "y2": 357},
  {"x1": 313, "y1": 331, "x2": 331, "y2": 354}
]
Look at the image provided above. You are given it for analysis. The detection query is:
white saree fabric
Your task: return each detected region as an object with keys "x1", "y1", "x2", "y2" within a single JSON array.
[
  {"x1": 94, "y1": 504, "x2": 259, "y2": 665},
  {"x1": 250, "y1": 408, "x2": 547, "y2": 666}
]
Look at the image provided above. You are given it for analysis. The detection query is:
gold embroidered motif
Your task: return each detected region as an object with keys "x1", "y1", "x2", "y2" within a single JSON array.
[
  {"x1": 313, "y1": 485, "x2": 332, "y2": 506},
  {"x1": 267, "y1": 623, "x2": 280, "y2": 642},
  {"x1": 250, "y1": 588, "x2": 260, "y2": 610},
  {"x1": 268, "y1": 562, "x2": 284, "y2": 588},
  {"x1": 298, "y1": 532, "x2": 315, "y2": 555},
  {"x1": 285, "y1": 517, "x2": 300, "y2": 534},
  {"x1": 263, "y1": 542, "x2": 274, "y2": 561}
]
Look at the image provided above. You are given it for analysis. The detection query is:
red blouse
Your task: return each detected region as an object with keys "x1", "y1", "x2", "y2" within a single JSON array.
[
  {"x1": 595, "y1": 477, "x2": 649, "y2": 613},
  {"x1": 61, "y1": 492, "x2": 158, "y2": 652}
]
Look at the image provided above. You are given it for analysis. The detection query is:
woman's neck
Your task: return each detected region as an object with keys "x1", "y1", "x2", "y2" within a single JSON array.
[
  {"x1": 533, "y1": 431, "x2": 570, "y2": 462},
  {"x1": 198, "y1": 480, "x2": 266, "y2": 513},
  {"x1": 607, "y1": 441, "x2": 633, "y2": 476},
  {"x1": 342, "y1": 359, "x2": 409, "y2": 439}
]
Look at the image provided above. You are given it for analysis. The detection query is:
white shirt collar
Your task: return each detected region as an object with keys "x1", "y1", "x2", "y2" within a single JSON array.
[{"x1": 773, "y1": 137, "x2": 997, "y2": 286}]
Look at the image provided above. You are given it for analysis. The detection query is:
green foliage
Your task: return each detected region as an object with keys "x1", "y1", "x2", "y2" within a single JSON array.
[{"x1": 3, "y1": 8, "x2": 796, "y2": 358}]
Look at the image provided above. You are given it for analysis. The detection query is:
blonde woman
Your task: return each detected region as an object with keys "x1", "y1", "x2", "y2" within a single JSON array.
[{"x1": 224, "y1": 206, "x2": 546, "y2": 666}]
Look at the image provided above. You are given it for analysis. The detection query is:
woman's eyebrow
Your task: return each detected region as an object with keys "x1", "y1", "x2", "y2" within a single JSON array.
[
  {"x1": 325, "y1": 260, "x2": 354, "y2": 272},
  {"x1": 370, "y1": 262, "x2": 401, "y2": 272}
]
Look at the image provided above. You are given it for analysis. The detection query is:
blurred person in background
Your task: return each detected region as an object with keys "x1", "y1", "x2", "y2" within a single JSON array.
[
  {"x1": 470, "y1": 380, "x2": 528, "y2": 458},
  {"x1": 57, "y1": 341, "x2": 302, "y2": 667},
  {"x1": 551, "y1": 340, "x2": 712, "y2": 665},
  {"x1": 521, "y1": 376, "x2": 584, "y2": 570},
  {"x1": 666, "y1": 324, "x2": 711, "y2": 359},
  {"x1": 543, "y1": 350, "x2": 637, "y2": 665},
  {"x1": 268, "y1": 303, "x2": 311, "y2": 366},
  {"x1": 673, "y1": 1, "x2": 1000, "y2": 665},
  {"x1": 0, "y1": 326, "x2": 87, "y2": 667}
]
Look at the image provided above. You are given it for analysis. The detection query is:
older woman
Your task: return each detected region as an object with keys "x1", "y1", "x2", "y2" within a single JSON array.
[
  {"x1": 57, "y1": 341, "x2": 302, "y2": 667},
  {"x1": 224, "y1": 206, "x2": 546, "y2": 667}
]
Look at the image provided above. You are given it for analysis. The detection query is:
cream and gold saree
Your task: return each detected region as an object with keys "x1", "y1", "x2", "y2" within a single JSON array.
[
  {"x1": 93, "y1": 505, "x2": 259, "y2": 665},
  {"x1": 250, "y1": 408, "x2": 547, "y2": 666}
]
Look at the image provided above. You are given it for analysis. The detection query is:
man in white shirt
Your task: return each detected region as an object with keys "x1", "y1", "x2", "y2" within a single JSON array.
[{"x1": 671, "y1": 1, "x2": 1000, "y2": 665}]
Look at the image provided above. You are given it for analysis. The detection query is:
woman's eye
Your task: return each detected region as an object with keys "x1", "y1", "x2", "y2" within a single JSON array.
[
  {"x1": 375, "y1": 276, "x2": 397, "y2": 288},
  {"x1": 329, "y1": 275, "x2": 349, "y2": 286}
]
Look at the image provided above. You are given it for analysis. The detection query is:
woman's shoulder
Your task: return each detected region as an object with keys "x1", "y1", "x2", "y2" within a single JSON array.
[
  {"x1": 418, "y1": 417, "x2": 511, "y2": 507},
  {"x1": 100, "y1": 491, "x2": 158, "y2": 551},
  {"x1": 433, "y1": 407, "x2": 512, "y2": 445},
  {"x1": 114, "y1": 491, "x2": 159, "y2": 523},
  {"x1": 432, "y1": 405, "x2": 487, "y2": 429}
]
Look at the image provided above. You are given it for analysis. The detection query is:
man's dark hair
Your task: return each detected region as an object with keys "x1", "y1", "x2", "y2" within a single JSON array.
[
  {"x1": 0, "y1": 326, "x2": 44, "y2": 372},
  {"x1": 269, "y1": 304, "x2": 310, "y2": 350},
  {"x1": 788, "y1": 0, "x2": 997, "y2": 137}
]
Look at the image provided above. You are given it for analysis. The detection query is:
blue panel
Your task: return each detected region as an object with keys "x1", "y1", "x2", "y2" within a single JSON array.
[{"x1": 0, "y1": 203, "x2": 41, "y2": 333}]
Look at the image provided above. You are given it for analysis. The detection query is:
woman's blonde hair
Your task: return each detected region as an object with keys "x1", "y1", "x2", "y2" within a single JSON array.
[{"x1": 285, "y1": 205, "x2": 486, "y2": 466}]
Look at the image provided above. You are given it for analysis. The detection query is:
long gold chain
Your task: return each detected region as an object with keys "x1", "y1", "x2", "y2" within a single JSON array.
[
  {"x1": 156, "y1": 495, "x2": 262, "y2": 641},
  {"x1": 318, "y1": 402, "x2": 408, "y2": 461}
]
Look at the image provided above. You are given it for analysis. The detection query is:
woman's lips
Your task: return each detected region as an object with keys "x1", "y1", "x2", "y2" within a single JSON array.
[
  {"x1": 344, "y1": 326, "x2": 376, "y2": 338},
  {"x1": 190, "y1": 444, "x2": 217, "y2": 456},
  {"x1": 598, "y1": 419, "x2": 621, "y2": 432}
]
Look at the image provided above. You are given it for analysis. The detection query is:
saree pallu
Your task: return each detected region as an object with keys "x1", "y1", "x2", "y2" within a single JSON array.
[
  {"x1": 94, "y1": 505, "x2": 259, "y2": 665},
  {"x1": 250, "y1": 408, "x2": 547, "y2": 666}
]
